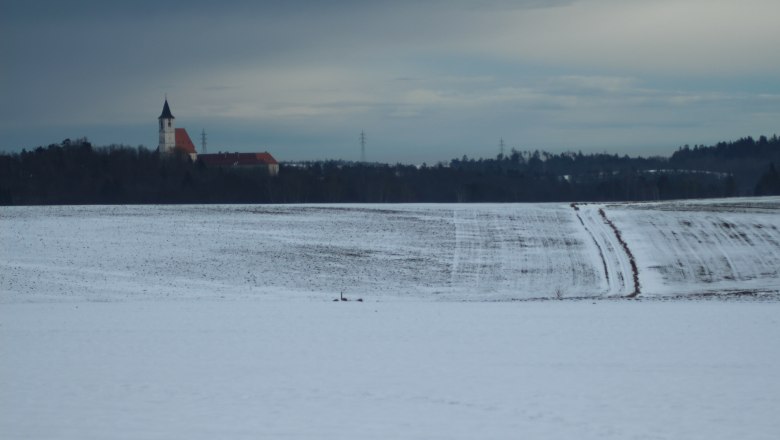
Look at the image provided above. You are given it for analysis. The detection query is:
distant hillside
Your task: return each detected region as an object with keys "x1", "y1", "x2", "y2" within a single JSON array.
[
  {"x1": 1, "y1": 135, "x2": 778, "y2": 205},
  {"x1": 2, "y1": 199, "x2": 778, "y2": 301}
]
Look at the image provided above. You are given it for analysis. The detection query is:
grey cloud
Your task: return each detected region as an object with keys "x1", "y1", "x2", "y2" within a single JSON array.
[{"x1": 2, "y1": 0, "x2": 778, "y2": 161}]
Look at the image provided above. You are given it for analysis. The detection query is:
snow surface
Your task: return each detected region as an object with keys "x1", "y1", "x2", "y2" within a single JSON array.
[
  {"x1": 2, "y1": 198, "x2": 779, "y2": 302},
  {"x1": 2, "y1": 300, "x2": 780, "y2": 440},
  {"x1": 2, "y1": 198, "x2": 780, "y2": 439},
  {"x1": 607, "y1": 199, "x2": 780, "y2": 296}
]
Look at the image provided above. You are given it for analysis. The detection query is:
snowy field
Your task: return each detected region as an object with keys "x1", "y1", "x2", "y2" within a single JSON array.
[
  {"x1": 2, "y1": 198, "x2": 779, "y2": 302},
  {"x1": 2, "y1": 300, "x2": 779, "y2": 440},
  {"x1": 1, "y1": 198, "x2": 780, "y2": 439}
]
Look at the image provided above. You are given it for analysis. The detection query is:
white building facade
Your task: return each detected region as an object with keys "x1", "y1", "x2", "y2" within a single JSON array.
[{"x1": 158, "y1": 99, "x2": 176, "y2": 154}]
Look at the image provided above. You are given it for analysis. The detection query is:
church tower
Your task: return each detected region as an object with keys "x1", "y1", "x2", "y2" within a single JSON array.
[{"x1": 158, "y1": 98, "x2": 176, "y2": 154}]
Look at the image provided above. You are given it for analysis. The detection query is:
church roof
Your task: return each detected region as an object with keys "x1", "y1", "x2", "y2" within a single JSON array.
[
  {"x1": 159, "y1": 99, "x2": 175, "y2": 119},
  {"x1": 175, "y1": 128, "x2": 197, "y2": 154},
  {"x1": 199, "y1": 152, "x2": 278, "y2": 167}
]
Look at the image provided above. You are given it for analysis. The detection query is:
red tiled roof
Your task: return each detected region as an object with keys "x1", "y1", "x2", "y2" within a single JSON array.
[
  {"x1": 199, "y1": 152, "x2": 278, "y2": 167},
  {"x1": 175, "y1": 128, "x2": 197, "y2": 154}
]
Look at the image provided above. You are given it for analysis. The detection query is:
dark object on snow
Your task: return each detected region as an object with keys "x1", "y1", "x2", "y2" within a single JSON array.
[{"x1": 333, "y1": 292, "x2": 363, "y2": 302}]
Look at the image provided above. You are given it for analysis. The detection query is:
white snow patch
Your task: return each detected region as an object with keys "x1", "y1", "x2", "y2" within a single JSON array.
[{"x1": 1, "y1": 300, "x2": 779, "y2": 440}]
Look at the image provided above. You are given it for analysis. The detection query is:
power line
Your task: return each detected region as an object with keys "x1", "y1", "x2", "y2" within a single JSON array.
[{"x1": 360, "y1": 130, "x2": 366, "y2": 162}]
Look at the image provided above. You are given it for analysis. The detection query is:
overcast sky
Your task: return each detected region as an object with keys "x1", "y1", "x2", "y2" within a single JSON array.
[{"x1": 2, "y1": 0, "x2": 779, "y2": 163}]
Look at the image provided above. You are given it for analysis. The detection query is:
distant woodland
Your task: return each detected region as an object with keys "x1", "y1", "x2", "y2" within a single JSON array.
[{"x1": 1, "y1": 135, "x2": 779, "y2": 205}]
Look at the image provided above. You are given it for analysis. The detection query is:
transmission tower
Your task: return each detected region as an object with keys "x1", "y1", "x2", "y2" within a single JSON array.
[
  {"x1": 499, "y1": 137, "x2": 505, "y2": 158},
  {"x1": 360, "y1": 130, "x2": 367, "y2": 162},
  {"x1": 201, "y1": 129, "x2": 207, "y2": 154}
]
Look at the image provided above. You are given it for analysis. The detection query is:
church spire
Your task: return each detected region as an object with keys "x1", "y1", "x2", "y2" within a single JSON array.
[
  {"x1": 158, "y1": 98, "x2": 176, "y2": 154},
  {"x1": 159, "y1": 99, "x2": 175, "y2": 120}
]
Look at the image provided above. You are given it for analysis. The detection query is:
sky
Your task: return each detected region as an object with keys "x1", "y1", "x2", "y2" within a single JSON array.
[{"x1": 1, "y1": 0, "x2": 779, "y2": 164}]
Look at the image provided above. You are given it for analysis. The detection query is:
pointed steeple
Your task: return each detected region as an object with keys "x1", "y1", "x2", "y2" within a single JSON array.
[
  {"x1": 159, "y1": 99, "x2": 175, "y2": 120},
  {"x1": 158, "y1": 98, "x2": 176, "y2": 154}
]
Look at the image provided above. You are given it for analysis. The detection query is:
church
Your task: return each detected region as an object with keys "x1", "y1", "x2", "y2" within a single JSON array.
[
  {"x1": 157, "y1": 98, "x2": 279, "y2": 176},
  {"x1": 157, "y1": 99, "x2": 198, "y2": 161}
]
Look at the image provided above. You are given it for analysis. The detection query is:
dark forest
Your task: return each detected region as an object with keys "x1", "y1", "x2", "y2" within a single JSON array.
[{"x1": 1, "y1": 135, "x2": 779, "y2": 205}]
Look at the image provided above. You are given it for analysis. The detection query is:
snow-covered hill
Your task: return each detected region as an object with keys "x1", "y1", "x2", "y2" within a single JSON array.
[{"x1": 2, "y1": 197, "x2": 779, "y2": 301}]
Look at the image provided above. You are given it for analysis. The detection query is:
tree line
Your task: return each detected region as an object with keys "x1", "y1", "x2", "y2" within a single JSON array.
[{"x1": 1, "y1": 135, "x2": 779, "y2": 205}]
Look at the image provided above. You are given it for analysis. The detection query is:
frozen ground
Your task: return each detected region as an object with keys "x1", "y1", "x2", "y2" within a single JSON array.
[
  {"x1": 2, "y1": 299, "x2": 780, "y2": 440},
  {"x1": 1, "y1": 199, "x2": 779, "y2": 439},
  {"x1": 1, "y1": 198, "x2": 778, "y2": 302}
]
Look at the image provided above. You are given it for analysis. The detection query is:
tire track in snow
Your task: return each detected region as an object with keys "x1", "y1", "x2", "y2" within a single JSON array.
[
  {"x1": 572, "y1": 203, "x2": 637, "y2": 297},
  {"x1": 450, "y1": 208, "x2": 462, "y2": 290},
  {"x1": 571, "y1": 203, "x2": 610, "y2": 287},
  {"x1": 451, "y1": 207, "x2": 517, "y2": 296},
  {"x1": 558, "y1": 210, "x2": 582, "y2": 295},
  {"x1": 449, "y1": 205, "x2": 600, "y2": 299},
  {"x1": 610, "y1": 201, "x2": 780, "y2": 295},
  {"x1": 598, "y1": 208, "x2": 641, "y2": 297},
  {"x1": 450, "y1": 207, "x2": 483, "y2": 291}
]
